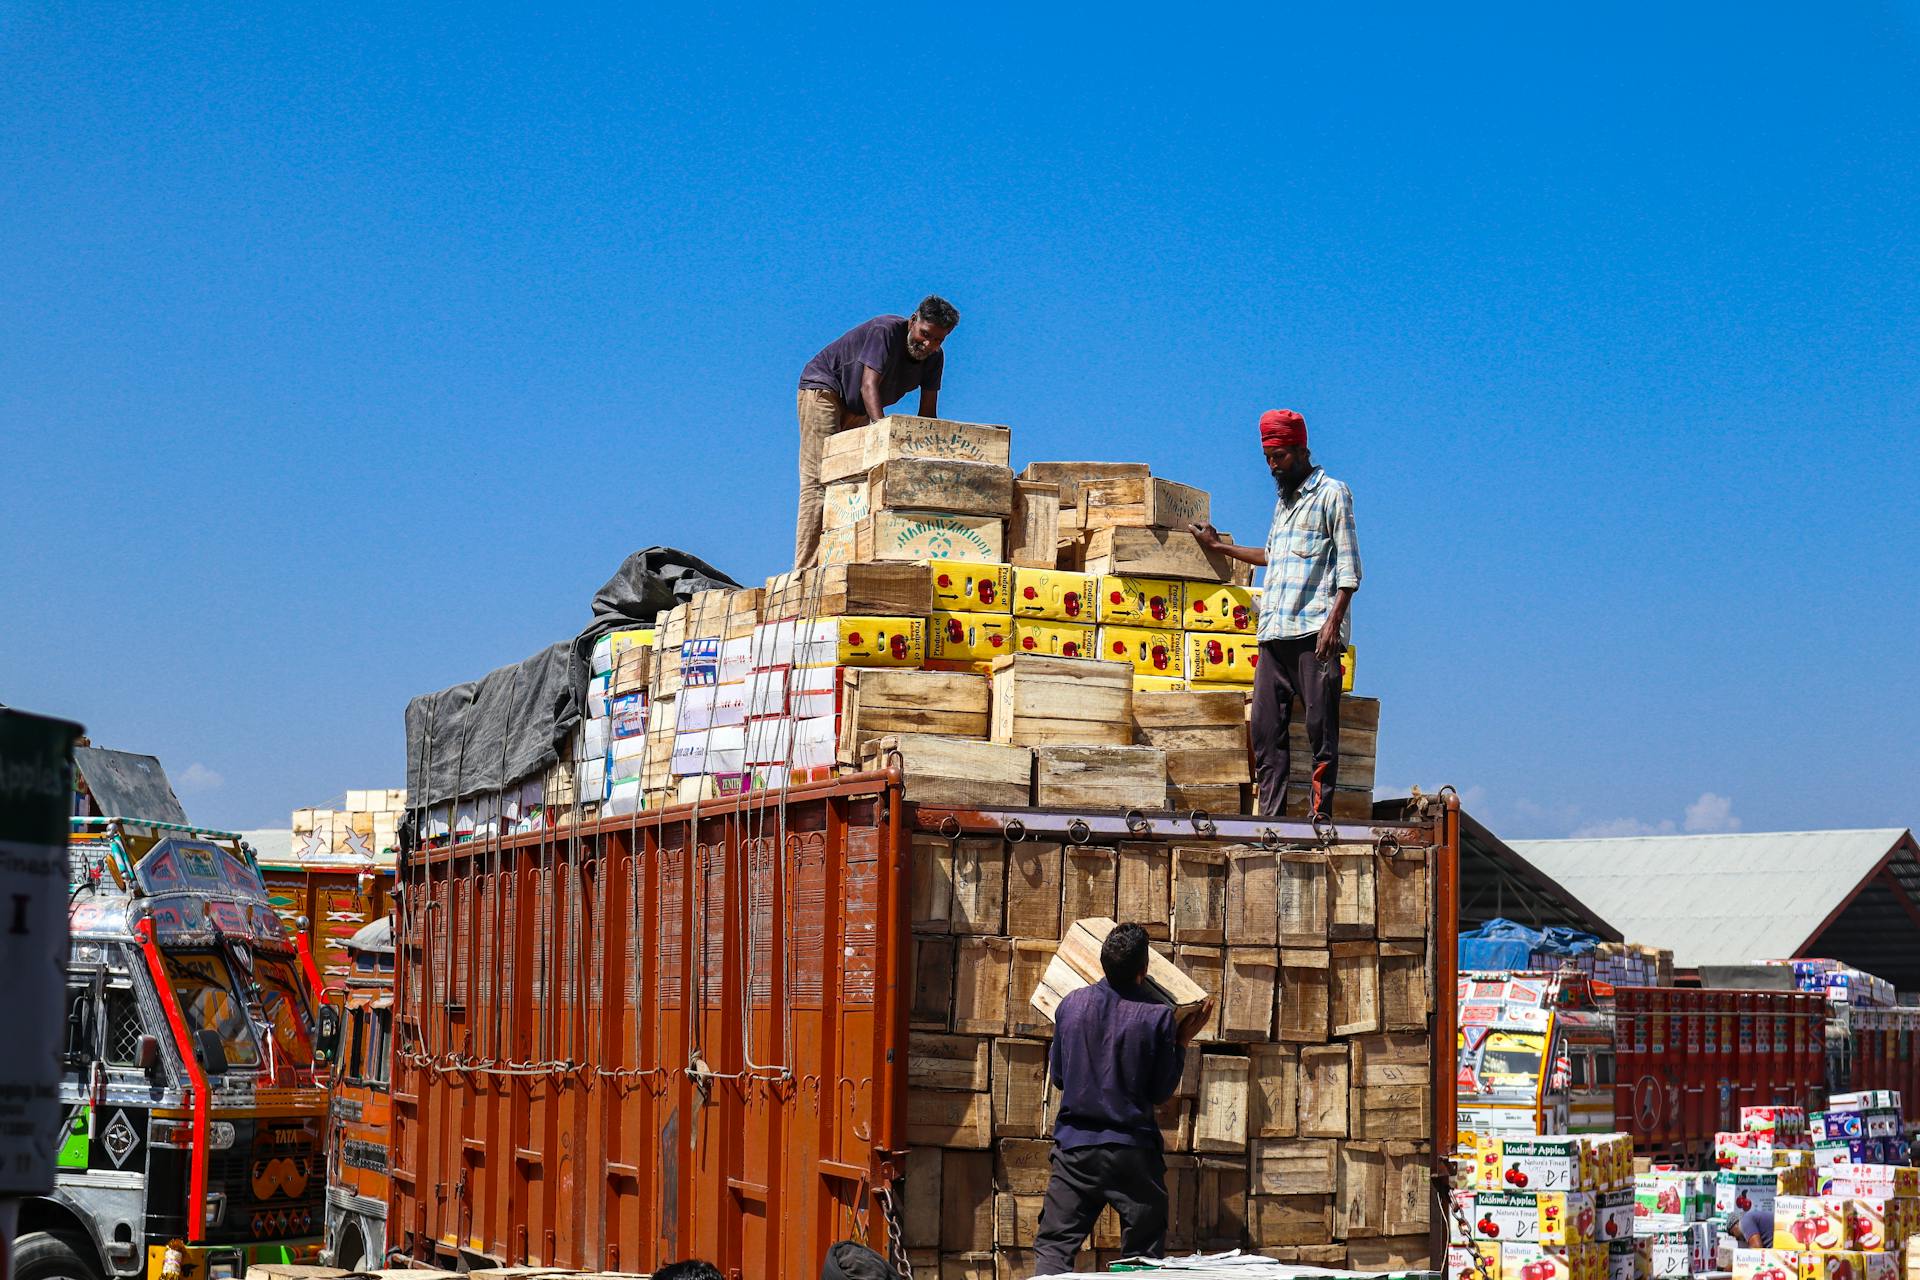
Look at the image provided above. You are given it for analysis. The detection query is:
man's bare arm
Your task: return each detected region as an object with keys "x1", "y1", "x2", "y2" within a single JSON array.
[
  {"x1": 861, "y1": 365, "x2": 887, "y2": 422},
  {"x1": 918, "y1": 387, "x2": 938, "y2": 417},
  {"x1": 1189, "y1": 522, "x2": 1267, "y2": 567}
]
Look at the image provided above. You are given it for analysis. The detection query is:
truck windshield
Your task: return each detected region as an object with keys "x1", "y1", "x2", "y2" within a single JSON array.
[
  {"x1": 253, "y1": 955, "x2": 316, "y2": 1066},
  {"x1": 162, "y1": 951, "x2": 263, "y2": 1069},
  {"x1": 1478, "y1": 1032, "x2": 1545, "y2": 1084}
]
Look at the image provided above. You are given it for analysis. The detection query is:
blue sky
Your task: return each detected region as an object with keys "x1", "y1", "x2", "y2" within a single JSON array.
[{"x1": 5, "y1": 4, "x2": 1917, "y2": 838}]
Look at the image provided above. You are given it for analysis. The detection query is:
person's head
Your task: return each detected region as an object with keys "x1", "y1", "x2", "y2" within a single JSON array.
[
  {"x1": 907, "y1": 295, "x2": 959, "y2": 360},
  {"x1": 821, "y1": 1240, "x2": 897, "y2": 1280},
  {"x1": 1258, "y1": 409, "x2": 1312, "y2": 489},
  {"x1": 1100, "y1": 921, "x2": 1152, "y2": 987},
  {"x1": 656, "y1": 1261, "x2": 725, "y2": 1280}
]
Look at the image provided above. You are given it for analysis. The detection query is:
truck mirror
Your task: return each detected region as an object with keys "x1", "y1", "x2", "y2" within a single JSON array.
[
  {"x1": 316, "y1": 1005, "x2": 342, "y2": 1060},
  {"x1": 136, "y1": 1035, "x2": 161, "y2": 1070},
  {"x1": 194, "y1": 1028, "x2": 229, "y2": 1076}
]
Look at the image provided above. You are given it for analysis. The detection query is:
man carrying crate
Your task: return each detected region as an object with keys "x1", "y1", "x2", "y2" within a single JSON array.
[
  {"x1": 1032, "y1": 923, "x2": 1193, "y2": 1274},
  {"x1": 1190, "y1": 408, "x2": 1362, "y2": 821},
  {"x1": 793, "y1": 297, "x2": 960, "y2": 568}
]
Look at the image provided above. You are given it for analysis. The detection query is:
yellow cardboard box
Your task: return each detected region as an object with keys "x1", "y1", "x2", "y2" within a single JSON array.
[
  {"x1": 1011, "y1": 619, "x2": 1096, "y2": 660},
  {"x1": 1183, "y1": 584, "x2": 1258, "y2": 635},
  {"x1": 929, "y1": 560, "x2": 1012, "y2": 614},
  {"x1": 794, "y1": 617, "x2": 925, "y2": 668},
  {"x1": 1131, "y1": 675, "x2": 1190, "y2": 692},
  {"x1": 1011, "y1": 567, "x2": 1097, "y2": 623},
  {"x1": 1098, "y1": 624, "x2": 1183, "y2": 677},
  {"x1": 1184, "y1": 632, "x2": 1258, "y2": 684},
  {"x1": 1096, "y1": 575, "x2": 1185, "y2": 626},
  {"x1": 928, "y1": 610, "x2": 1014, "y2": 662}
]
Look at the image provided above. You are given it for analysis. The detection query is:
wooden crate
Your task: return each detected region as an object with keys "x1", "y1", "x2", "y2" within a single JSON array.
[
  {"x1": 1376, "y1": 848, "x2": 1429, "y2": 940},
  {"x1": 839, "y1": 669, "x2": 990, "y2": 763},
  {"x1": 765, "y1": 562, "x2": 932, "y2": 618},
  {"x1": 833, "y1": 511, "x2": 1006, "y2": 565},
  {"x1": 1298, "y1": 1044, "x2": 1350, "y2": 1137},
  {"x1": 1168, "y1": 783, "x2": 1244, "y2": 814},
  {"x1": 1384, "y1": 1141, "x2": 1431, "y2": 1237},
  {"x1": 1249, "y1": 1044, "x2": 1299, "y2": 1138},
  {"x1": 1379, "y1": 940, "x2": 1430, "y2": 1032},
  {"x1": 1032, "y1": 917, "x2": 1212, "y2": 1027},
  {"x1": 1331, "y1": 940, "x2": 1381, "y2": 1036},
  {"x1": 1155, "y1": 1096, "x2": 1194, "y2": 1151},
  {"x1": 1221, "y1": 947, "x2": 1278, "y2": 1042},
  {"x1": 948, "y1": 836, "x2": 1007, "y2": 936},
  {"x1": 1006, "y1": 939, "x2": 1057, "y2": 1037},
  {"x1": 909, "y1": 1090, "x2": 991, "y2": 1149},
  {"x1": 1005, "y1": 843, "x2": 1063, "y2": 939},
  {"x1": 1165, "y1": 1155, "x2": 1198, "y2": 1252},
  {"x1": 1336, "y1": 1141, "x2": 1387, "y2": 1239},
  {"x1": 1192, "y1": 1052, "x2": 1251, "y2": 1154},
  {"x1": 1061, "y1": 847, "x2": 1118, "y2": 922},
  {"x1": 1131, "y1": 690, "x2": 1250, "y2": 787},
  {"x1": 1329, "y1": 848, "x2": 1377, "y2": 940},
  {"x1": 911, "y1": 835, "x2": 955, "y2": 933},
  {"x1": 994, "y1": 1193, "x2": 1045, "y2": 1251},
  {"x1": 904, "y1": 1147, "x2": 943, "y2": 1248},
  {"x1": 1277, "y1": 851, "x2": 1330, "y2": 947},
  {"x1": 1351, "y1": 1032, "x2": 1430, "y2": 1140},
  {"x1": 1018, "y1": 461, "x2": 1150, "y2": 509},
  {"x1": 1170, "y1": 845, "x2": 1228, "y2": 943},
  {"x1": 912, "y1": 934, "x2": 955, "y2": 1029},
  {"x1": 952, "y1": 936, "x2": 1012, "y2": 1034},
  {"x1": 821, "y1": 415, "x2": 1012, "y2": 483},
  {"x1": 1278, "y1": 948, "x2": 1330, "y2": 1043},
  {"x1": 908, "y1": 1032, "x2": 991, "y2": 1091},
  {"x1": 940, "y1": 1150, "x2": 997, "y2": 1250},
  {"x1": 1251, "y1": 1195, "x2": 1333, "y2": 1248},
  {"x1": 1077, "y1": 476, "x2": 1211, "y2": 532},
  {"x1": 1347, "y1": 1237, "x2": 1434, "y2": 1272},
  {"x1": 989, "y1": 654, "x2": 1133, "y2": 747},
  {"x1": 1174, "y1": 944, "x2": 1225, "y2": 1042},
  {"x1": 1253, "y1": 1138, "x2": 1337, "y2": 1196},
  {"x1": 940, "y1": 1255, "x2": 995, "y2": 1280},
  {"x1": 1082, "y1": 525, "x2": 1255, "y2": 585},
  {"x1": 995, "y1": 1138, "x2": 1052, "y2": 1195},
  {"x1": 859, "y1": 457, "x2": 1014, "y2": 516},
  {"x1": 1116, "y1": 842, "x2": 1172, "y2": 938},
  {"x1": 990, "y1": 1039, "x2": 1050, "y2": 1138},
  {"x1": 1034, "y1": 745, "x2": 1166, "y2": 809},
  {"x1": 1009, "y1": 479, "x2": 1061, "y2": 569},
  {"x1": 1197, "y1": 1159, "x2": 1250, "y2": 1248},
  {"x1": 864, "y1": 734, "x2": 1031, "y2": 807},
  {"x1": 1225, "y1": 846, "x2": 1279, "y2": 946}
]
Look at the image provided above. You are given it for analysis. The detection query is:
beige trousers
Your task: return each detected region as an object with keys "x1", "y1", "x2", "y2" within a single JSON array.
[{"x1": 794, "y1": 388, "x2": 869, "y2": 568}]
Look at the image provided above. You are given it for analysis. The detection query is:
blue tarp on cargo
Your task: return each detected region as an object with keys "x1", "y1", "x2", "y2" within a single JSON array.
[{"x1": 1459, "y1": 916, "x2": 1604, "y2": 971}]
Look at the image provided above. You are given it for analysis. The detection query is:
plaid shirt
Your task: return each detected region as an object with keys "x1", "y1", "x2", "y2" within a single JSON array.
[{"x1": 1258, "y1": 466, "x2": 1362, "y2": 643}]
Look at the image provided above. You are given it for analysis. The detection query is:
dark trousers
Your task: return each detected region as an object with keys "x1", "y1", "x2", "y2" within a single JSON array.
[
  {"x1": 1032, "y1": 1143, "x2": 1167, "y2": 1275},
  {"x1": 1251, "y1": 633, "x2": 1343, "y2": 819}
]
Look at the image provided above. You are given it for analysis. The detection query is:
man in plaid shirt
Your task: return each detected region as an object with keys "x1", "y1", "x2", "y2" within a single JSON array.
[{"x1": 1191, "y1": 409, "x2": 1361, "y2": 820}]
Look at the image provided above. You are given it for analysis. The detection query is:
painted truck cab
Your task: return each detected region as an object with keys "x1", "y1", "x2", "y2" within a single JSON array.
[
  {"x1": 17, "y1": 819, "x2": 328, "y2": 1280},
  {"x1": 1458, "y1": 971, "x2": 1618, "y2": 1138},
  {"x1": 317, "y1": 916, "x2": 394, "y2": 1271}
]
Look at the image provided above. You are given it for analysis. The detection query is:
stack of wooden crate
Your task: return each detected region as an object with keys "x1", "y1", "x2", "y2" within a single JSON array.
[
  {"x1": 903, "y1": 830, "x2": 1438, "y2": 1278},
  {"x1": 291, "y1": 789, "x2": 407, "y2": 861}
]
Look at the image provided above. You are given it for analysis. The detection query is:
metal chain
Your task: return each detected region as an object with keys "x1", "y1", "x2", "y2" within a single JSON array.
[
  {"x1": 875, "y1": 1181, "x2": 912, "y2": 1280},
  {"x1": 1443, "y1": 1170, "x2": 1498, "y2": 1280}
]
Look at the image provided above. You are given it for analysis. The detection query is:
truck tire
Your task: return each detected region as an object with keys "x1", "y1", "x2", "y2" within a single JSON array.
[{"x1": 12, "y1": 1233, "x2": 103, "y2": 1280}]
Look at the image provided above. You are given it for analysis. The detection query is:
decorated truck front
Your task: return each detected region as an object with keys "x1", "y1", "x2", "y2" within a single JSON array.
[{"x1": 17, "y1": 818, "x2": 328, "y2": 1280}]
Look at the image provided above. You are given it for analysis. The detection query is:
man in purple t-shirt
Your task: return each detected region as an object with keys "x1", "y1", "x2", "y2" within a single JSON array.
[
  {"x1": 1033, "y1": 922, "x2": 1198, "y2": 1275},
  {"x1": 793, "y1": 296, "x2": 959, "y2": 567}
]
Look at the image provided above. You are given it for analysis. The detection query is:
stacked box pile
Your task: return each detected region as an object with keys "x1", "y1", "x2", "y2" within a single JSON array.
[
  {"x1": 1527, "y1": 942, "x2": 1675, "y2": 989},
  {"x1": 1716, "y1": 1105, "x2": 1814, "y2": 1173},
  {"x1": 1632, "y1": 1170, "x2": 1723, "y2": 1280},
  {"x1": 1763, "y1": 961, "x2": 1897, "y2": 1011},
  {"x1": 291, "y1": 789, "x2": 408, "y2": 861},
  {"x1": 1809, "y1": 1092, "x2": 1910, "y2": 1169},
  {"x1": 651, "y1": 418, "x2": 1378, "y2": 820},
  {"x1": 903, "y1": 834, "x2": 1440, "y2": 1278},
  {"x1": 584, "y1": 627, "x2": 653, "y2": 815},
  {"x1": 1746, "y1": 1155, "x2": 1918, "y2": 1280},
  {"x1": 1448, "y1": 1133, "x2": 1637, "y2": 1280}
]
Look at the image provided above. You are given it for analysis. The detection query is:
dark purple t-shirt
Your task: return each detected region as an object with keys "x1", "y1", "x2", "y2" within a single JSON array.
[
  {"x1": 1049, "y1": 978, "x2": 1182, "y2": 1150},
  {"x1": 798, "y1": 315, "x2": 943, "y2": 416}
]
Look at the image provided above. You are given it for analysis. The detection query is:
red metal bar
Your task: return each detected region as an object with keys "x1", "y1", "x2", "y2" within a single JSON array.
[{"x1": 136, "y1": 919, "x2": 208, "y2": 1243}]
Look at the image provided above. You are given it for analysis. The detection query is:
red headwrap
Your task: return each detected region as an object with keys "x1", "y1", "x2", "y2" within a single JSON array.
[{"x1": 1260, "y1": 409, "x2": 1307, "y2": 449}]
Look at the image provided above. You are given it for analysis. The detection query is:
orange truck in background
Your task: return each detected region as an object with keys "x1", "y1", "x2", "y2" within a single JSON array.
[{"x1": 316, "y1": 917, "x2": 395, "y2": 1271}]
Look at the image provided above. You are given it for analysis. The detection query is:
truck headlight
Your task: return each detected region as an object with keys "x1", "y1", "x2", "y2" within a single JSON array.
[{"x1": 203, "y1": 1189, "x2": 226, "y2": 1228}]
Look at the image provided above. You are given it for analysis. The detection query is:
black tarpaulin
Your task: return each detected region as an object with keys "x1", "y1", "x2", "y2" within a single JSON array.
[
  {"x1": 402, "y1": 547, "x2": 738, "y2": 809},
  {"x1": 74, "y1": 747, "x2": 190, "y2": 825}
]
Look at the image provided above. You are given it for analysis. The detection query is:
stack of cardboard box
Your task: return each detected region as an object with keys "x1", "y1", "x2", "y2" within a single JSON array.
[
  {"x1": 905, "y1": 835, "x2": 1439, "y2": 1278},
  {"x1": 291, "y1": 789, "x2": 407, "y2": 861},
  {"x1": 1450, "y1": 1132, "x2": 1635, "y2": 1280}
]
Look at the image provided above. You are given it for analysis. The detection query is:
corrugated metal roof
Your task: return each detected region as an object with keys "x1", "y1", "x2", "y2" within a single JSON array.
[
  {"x1": 236, "y1": 828, "x2": 294, "y2": 862},
  {"x1": 1507, "y1": 829, "x2": 1913, "y2": 969}
]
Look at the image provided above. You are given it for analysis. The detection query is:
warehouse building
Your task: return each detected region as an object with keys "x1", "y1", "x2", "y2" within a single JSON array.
[{"x1": 1507, "y1": 828, "x2": 1920, "y2": 989}]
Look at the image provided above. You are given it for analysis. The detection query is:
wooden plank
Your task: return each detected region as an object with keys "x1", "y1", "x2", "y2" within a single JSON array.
[
  {"x1": 1379, "y1": 941, "x2": 1428, "y2": 1032},
  {"x1": 1249, "y1": 1044, "x2": 1299, "y2": 1139},
  {"x1": 940, "y1": 1150, "x2": 997, "y2": 1250},
  {"x1": 1163, "y1": 747, "x2": 1251, "y2": 787},
  {"x1": 866, "y1": 734, "x2": 1032, "y2": 807},
  {"x1": 1197, "y1": 1159, "x2": 1250, "y2": 1248},
  {"x1": 994, "y1": 1193, "x2": 1046, "y2": 1251},
  {"x1": 1330, "y1": 940, "x2": 1381, "y2": 1037},
  {"x1": 1033, "y1": 918, "x2": 1212, "y2": 1027},
  {"x1": 1079, "y1": 475, "x2": 1211, "y2": 531},
  {"x1": 1297, "y1": 1044, "x2": 1350, "y2": 1138},
  {"x1": 1082, "y1": 525, "x2": 1255, "y2": 586},
  {"x1": 1253, "y1": 1138, "x2": 1337, "y2": 1196},
  {"x1": 990, "y1": 1039, "x2": 1051, "y2": 1138},
  {"x1": 840, "y1": 669, "x2": 991, "y2": 764},
  {"x1": 994, "y1": 1138, "x2": 1052, "y2": 1195},
  {"x1": 1191, "y1": 1052, "x2": 1251, "y2": 1154},
  {"x1": 869, "y1": 456, "x2": 1015, "y2": 516},
  {"x1": 1336, "y1": 1141, "x2": 1387, "y2": 1239},
  {"x1": 1383, "y1": 1141, "x2": 1431, "y2": 1237},
  {"x1": 903, "y1": 1147, "x2": 943, "y2": 1248},
  {"x1": 1168, "y1": 783, "x2": 1244, "y2": 815},
  {"x1": 1006, "y1": 939, "x2": 1058, "y2": 1038},
  {"x1": 1250, "y1": 1195, "x2": 1333, "y2": 1249},
  {"x1": 948, "y1": 836, "x2": 1007, "y2": 936},
  {"x1": 1221, "y1": 947, "x2": 1277, "y2": 1042},
  {"x1": 910, "y1": 835, "x2": 954, "y2": 933},
  {"x1": 1061, "y1": 847, "x2": 1117, "y2": 923},
  {"x1": 1376, "y1": 848, "x2": 1429, "y2": 940},
  {"x1": 1017, "y1": 461, "x2": 1150, "y2": 509},
  {"x1": 907, "y1": 1032, "x2": 991, "y2": 1091},
  {"x1": 951, "y1": 936, "x2": 1012, "y2": 1035},
  {"x1": 1034, "y1": 744, "x2": 1167, "y2": 809},
  {"x1": 990, "y1": 655, "x2": 1134, "y2": 747},
  {"x1": 912, "y1": 934, "x2": 954, "y2": 1030},
  {"x1": 909, "y1": 1092, "x2": 991, "y2": 1150},
  {"x1": 1155, "y1": 1096, "x2": 1193, "y2": 1152},
  {"x1": 1170, "y1": 845, "x2": 1228, "y2": 943},
  {"x1": 821, "y1": 415, "x2": 1012, "y2": 483},
  {"x1": 1278, "y1": 948, "x2": 1330, "y2": 1043},
  {"x1": 1277, "y1": 852, "x2": 1329, "y2": 948},
  {"x1": 1165, "y1": 1155, "x2": 1198, "y2": 1252},
  {"x1": 1005, "y1": 842, "x2": 1063, "y2": 939},
  {"x1": 1116, "y1": 842, "x2": 1172, "y2": 938},
  {"x1": 1329, "y1": 848, "x2": 1377, "y2": 940},
  {"x1": 1009, "y1": 480, "x2": 1061, "y2": 569},
  {"x1": 1174, "y1": 944, "x2": 1225, "y2": 1042},
  {"x1": 1131, "y1": 689, "x2": 1246, "y2": 729},
  {"x1": 1225, "y1": 846, "x2": 1279, "y2": 946}
]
